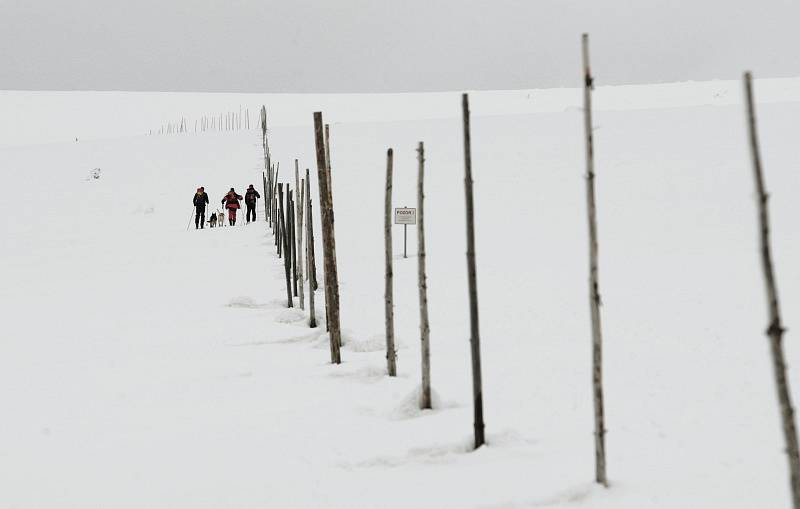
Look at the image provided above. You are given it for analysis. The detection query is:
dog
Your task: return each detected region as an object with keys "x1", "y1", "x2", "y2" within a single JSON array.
[
  {"x1": 208, "y1": 213, "x2": 217, "y2": 228},
  {"x1": 216, "y1": 210, "x2": 225, "y2": 227}
]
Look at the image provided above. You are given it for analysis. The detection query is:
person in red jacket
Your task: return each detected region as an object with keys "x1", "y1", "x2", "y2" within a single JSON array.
[{"x1": 221, "y1": 188, "x2": 243, "y2": 226}]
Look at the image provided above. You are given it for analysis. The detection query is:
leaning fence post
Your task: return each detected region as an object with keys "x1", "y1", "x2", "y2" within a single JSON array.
[
  {"x1": 745, "y1": 71, "x2": 800, "y2": 508},
  {"x1": 462, "y1": 93, "x2": 485, "y2": 449},
  {"x1": 384, "y1": 148, "x2": 397, "y2": 377},
  {"x1": 314, "y1": 112, "x2": 342, "y2": 364},
  {"x1": 582, "y1": 33, "x2": 608, "y2": 487}
]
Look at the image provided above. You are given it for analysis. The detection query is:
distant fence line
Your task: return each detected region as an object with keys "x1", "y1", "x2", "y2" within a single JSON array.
[{"x1": 148, "y1": 106, "x2": 255, "y2": 135}]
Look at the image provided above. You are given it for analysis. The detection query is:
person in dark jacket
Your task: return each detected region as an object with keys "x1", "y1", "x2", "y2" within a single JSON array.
[
  {"x1": 244, "y1": 184, "x2": 261, "y2": 224},
  {"x1": 193, "y1": 187, "x2": 209, "y2": 229},
  {"x1": 222, "y1": 188, "x2": 243, "y2": 226}
]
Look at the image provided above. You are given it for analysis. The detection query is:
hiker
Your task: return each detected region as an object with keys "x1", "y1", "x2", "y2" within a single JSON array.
[
  {"x1": 193, "y1": 186, "x2": 209, "y2": 229},
  {"x1": 245, "y1": 184, "x2": 261, "y2": 224},
  {"x1": 221, "y1": 188, "x2": 243, "y2": 226}
]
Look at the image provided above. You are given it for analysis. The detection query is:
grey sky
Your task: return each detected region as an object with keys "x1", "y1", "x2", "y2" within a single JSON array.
[{"x1": 2, "y1": 0, "x2": 799, "y2": 93}]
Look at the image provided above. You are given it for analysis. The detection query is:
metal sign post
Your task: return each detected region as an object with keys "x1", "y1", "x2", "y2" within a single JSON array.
[
  {"x1": 404, "y1": 224, "x2": 408, "y2": 258},
  {"x1": 394, "y1": 206, "x2": 417, "y2": 258}
]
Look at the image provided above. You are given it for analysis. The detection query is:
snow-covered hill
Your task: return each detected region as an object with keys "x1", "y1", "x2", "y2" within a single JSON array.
[{"x1": 1, "y1": 78, "x2": 799, "y2": 508}]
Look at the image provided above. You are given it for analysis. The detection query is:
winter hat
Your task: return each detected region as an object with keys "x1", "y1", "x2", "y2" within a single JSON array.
[
  {"x1": 200, "y1": 186, "x2": 204, "y2": 191},
  {"x1": 248, "y1": 184, "x2": 254, "y2": 189},
  {"x1": 230, "y1": 188, "x2": 235, "y2": 192}
]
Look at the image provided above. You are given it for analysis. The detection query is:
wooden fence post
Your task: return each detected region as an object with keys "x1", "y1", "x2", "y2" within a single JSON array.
[
  {"x1": 314, "y1": 112, "x2": 342, "y2": 364},
  {"x1": 279, "y1": 184, "x2": 293, "y2": 308},
  {"x1": 462, "y1": 93, "x2": 485, "y2": 449},
  {"x1": 270, "y1": 164, "x2": 276, "y2": 230},
  {"x1": 277, "y1": 194, "x2": 283, "y2": 258},
  {"x1": 310, "y1": 197, "x2": 319, "y2": 291},
  {"x1": 274, "y1": 164, "x2": 281, "y2": 249},
  {"x1": 268, "y1": 171, "x2": 269, "y2": 222},
  {"x1": 582, "y1": 33, "x2": 608, "y2": 487},
  {"x1": 384, "y1": 148, "x2": 397, "y2": 377},
  {"x1": 296, "y1": 162, "x2": 306, "y2": 310},
  {"x1": 289, "y1": 190, "x2": 298, "y2": 297},
  {"x1": 306, "y1": 168, "x2": 319, "y2": 291},
  {"x1": 745, "y1": 71, "x2": 800, "y2": 508},
  {"x1": 306, "y1": 174, "x2": 317, "y2": 328},
  {"x1": 323, "y1": 123, "x2": 334, "y2": 337},
  {"x1": 418, "y1": 142, "x2": 431, "y2": 408}
]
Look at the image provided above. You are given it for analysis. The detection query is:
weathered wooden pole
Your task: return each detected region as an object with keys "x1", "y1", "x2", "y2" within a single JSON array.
[
  {"x1": 295, "y1": 161, "x2": 305, "y2": 307},
  {"x1": 310, "y1": 198, "x2": 319, "y2": 291},
  {"x1": 289, "y1": 191, "x2": 298, "y2": 297},
  {"x1": 277, "y1": 194, "x2": 283, "y2": 258},
  {"x1": 323, "y1": 123, "x2": 335, "y2": 339},
  {"x1": 314, "y1": 112, "x2": 342, "y2": 364},
  {"x1": 298, "y1": 177, "x2": 306, "y2": 310},
  {"x1": 278, "y1": 184, "x2": 293, "y2": 308},
  {"x1": 268, "y1": 171, "x2": 269, "y2": 221},
  {"x1": 305, "y1": 174, "x2": 317, "y2": 328},
  {"x1": 462, "y1": 93, "x2": 485, "y2": 449},
  {"x1": 582, "y1": 33, "x2": 608, "y2": 487},
  {"x1": 270, "y1": 165, "x2": 276, "y2": 230},
  {"x1": 384, "y1": 148, "x2": 397, "y2": 377},
  {"x1": 306, "y1": 168, "x2": 319, "y2": 291},
  {"x1": 273, "y1": 196, "x2": 278, "y2": 239},
  {"x1": 324, "y1": 124, "x2": 332, "y2": 195},
  {"x1": 417, "y1": 141, "x2": 432, "y2": 409},
  {"x1": 745, "y1": 71, "x2": 800, "y2": 508},
  {"x1": 274, "y1": 164, "x2": 281, "y2": 246}
]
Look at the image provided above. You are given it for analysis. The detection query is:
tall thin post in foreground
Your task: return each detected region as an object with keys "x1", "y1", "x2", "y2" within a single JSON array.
[
  {"x1": 745, "y1": 71, "x2": 800, "y2": 508},
  {"x1": 417, "y1": 141, "x2": 432, "y2": 409},
  {"x1": 384, "y1": 148, "x2": 397, "y2": 377},
  {"x1": 582, "y1": 33, "x2": 608, "y2": 487},
  {"x1": 314, "y1": 112, "x2": 342, "y2": 364},
  {"x1": 462, "y1": 93, "x2": 485, "y2": 449}
]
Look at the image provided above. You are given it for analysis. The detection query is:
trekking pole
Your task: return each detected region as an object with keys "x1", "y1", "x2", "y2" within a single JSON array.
[{"x1": 186, "y1": 208, "x2": 195, "y2": 230}]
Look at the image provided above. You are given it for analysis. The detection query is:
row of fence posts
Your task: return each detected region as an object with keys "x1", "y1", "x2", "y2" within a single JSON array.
[
  {"x1": 252, "y1": 32, "x2": 800, "y2": 506},
  {"x1": 149, "y1": 106, "x2": 254, "y2": 135},
  {"x1": 575, "y1": 34, "x2": 800, "y2": 500},
  {"x1": 259, "y1": 107, "x2": 341, "y2": 363},
  {"x1": 603, "y1": 33, "x2": 795, "y2": 500},
  {"x1": 380, "y1": 97, "x2": 485, "y2": 449}
]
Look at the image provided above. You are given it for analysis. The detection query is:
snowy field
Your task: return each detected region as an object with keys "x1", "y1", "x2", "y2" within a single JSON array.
[{"x1": 1, "y1": 78, "x2": 800, "y2": 508}]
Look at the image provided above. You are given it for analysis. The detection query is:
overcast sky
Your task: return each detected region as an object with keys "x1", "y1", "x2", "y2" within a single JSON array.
[{"x1": 2, "y1": 0, "x2": 799, "y2": 93}]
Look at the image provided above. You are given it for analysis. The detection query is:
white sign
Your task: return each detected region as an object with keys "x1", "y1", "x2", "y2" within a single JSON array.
[{"x1": 394, "y1": 207, "x2": 417, "y2": 225}]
